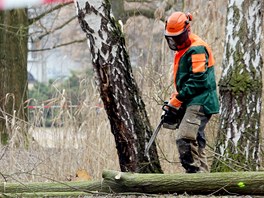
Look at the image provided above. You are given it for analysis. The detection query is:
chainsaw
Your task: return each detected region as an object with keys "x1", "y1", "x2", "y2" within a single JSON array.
[{"x1": 144, "y1": 102, "x2": 185, "y2": 156}]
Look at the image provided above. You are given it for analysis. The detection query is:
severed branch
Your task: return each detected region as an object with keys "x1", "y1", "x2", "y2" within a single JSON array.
[
  {"x1": 1, "y1": 170, "x2": 264, "y2": 196},
  {"x1": 102, "y1": 170, "x2": 264, "y2": 195}
]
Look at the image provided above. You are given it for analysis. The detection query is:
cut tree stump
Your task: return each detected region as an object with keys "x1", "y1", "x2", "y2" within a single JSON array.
[{"x1": 102, "y1": 170, "x2": 264, "y2": 195}]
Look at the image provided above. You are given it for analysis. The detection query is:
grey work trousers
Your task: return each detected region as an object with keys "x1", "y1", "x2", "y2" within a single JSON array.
[{"x1": 176, "y1": 105, "x2": 211, "y2": 173}]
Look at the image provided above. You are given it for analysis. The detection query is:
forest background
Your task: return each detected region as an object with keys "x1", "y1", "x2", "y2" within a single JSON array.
[{"x1": 0, "y1": 0, "x2": 264, "y2": 183}]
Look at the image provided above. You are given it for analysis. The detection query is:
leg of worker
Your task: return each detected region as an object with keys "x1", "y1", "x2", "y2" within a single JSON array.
[
  {"x1": 176, "y1": 105, "x2": 209, "y2": 173},
  {"x1": 176, "y1": 138, "x2": 200, "y2": 173},
  {"x1": 197, "y1": 114, "x2": 211, "y2": 172}
]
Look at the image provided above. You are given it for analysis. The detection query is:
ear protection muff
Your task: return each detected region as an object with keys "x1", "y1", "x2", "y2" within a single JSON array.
[
  {"x1": 185, "y1": 12, "x2": 192, "y2": 25},
  {"x1": 165, "y1": 12, "x2": 193, "y2": 30}
]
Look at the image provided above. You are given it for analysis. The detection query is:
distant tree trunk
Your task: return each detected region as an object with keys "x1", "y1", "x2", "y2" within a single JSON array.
[
  {"x1": 0, "y1": 9, "x2": 28, "y2": 145},
  {"x1": 211, "y1": 0, "x2": 263, "y2": 171},
  {"x1": 75, "y1": 0, "x2": 162, "y2": 173},
  {"x1": 109, "y1": 0, "x2": 125, "y2": 22}
]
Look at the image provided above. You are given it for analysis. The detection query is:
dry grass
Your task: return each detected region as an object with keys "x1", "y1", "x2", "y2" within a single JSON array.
[
  {"x1": 0, "y1": 0, "x2": 263, "y2": 188},
  {"x1": 0, "y1": 85, "x2": 119, "y2": 182}
]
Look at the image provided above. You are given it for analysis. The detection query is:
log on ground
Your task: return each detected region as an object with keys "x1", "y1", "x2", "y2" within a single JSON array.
[
  {"x1": 102, "y1": 170, "x2": 264, "y2": 195},
  {"x1": 2, "y1": 191, "x2": 94, "y2": 198},
  {"x1": 1, "y1": 170, "x2": 264, "y2": 196},
  {"x1": 0, "y1": 180, "x2": 107, "y2": 194}
]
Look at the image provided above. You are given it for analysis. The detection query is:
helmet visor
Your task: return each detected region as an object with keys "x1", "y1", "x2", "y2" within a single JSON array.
[{"x1": 165, "y1": 28, "x2": 189, "y2": 51}]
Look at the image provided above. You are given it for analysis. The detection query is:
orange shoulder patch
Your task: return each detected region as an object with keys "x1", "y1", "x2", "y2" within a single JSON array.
[{"x1": 191, "y1": 54, "x2": 206, "y2": 73}]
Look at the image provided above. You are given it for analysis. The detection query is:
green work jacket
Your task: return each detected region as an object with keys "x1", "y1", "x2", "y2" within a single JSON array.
[{"x1": 173, "y1": 33, "x2": 219, "y2": 115}]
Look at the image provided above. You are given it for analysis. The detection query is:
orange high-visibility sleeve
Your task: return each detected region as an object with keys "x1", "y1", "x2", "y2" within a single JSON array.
[
  {"x1": 191, "y1": 54, "x2": 206, "y2": 73},
  {"x1": 173, "y1": 48, "x2": 190, "y2": 89}
]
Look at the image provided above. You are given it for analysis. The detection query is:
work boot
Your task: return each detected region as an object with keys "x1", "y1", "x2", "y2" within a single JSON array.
[
  {"x1": 198, "y1": 147, "x2": 209, "y2": 173},
  {"x1": 177, "y1": 138, "x2": 210, "y2": 173}
]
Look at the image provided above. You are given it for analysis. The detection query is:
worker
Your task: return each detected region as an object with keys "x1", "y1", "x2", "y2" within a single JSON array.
[{"x1": 164, "y1": 12, "x2": 219, "y2": 173}]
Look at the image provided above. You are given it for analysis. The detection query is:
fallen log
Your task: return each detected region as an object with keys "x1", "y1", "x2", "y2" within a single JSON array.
[
  {"x1": 2, "y1": 191, "x2": 92, "y2": 198},
  {"x1": 0, "y1": 180, "x2": 106, "y2": 194},
  {"x1": 102, "y1": 170, "x2": 264, "y2": 195},
  {"x1": 1, "y1": 170, "x2": 264, "y2": 196}
]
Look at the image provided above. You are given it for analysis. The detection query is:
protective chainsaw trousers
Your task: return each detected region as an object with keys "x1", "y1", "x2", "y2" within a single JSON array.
[{"x1": 176, "y1": 105, "x2": 211, "y2": 173}]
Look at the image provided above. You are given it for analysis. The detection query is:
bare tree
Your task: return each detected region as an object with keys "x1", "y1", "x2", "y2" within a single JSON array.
[
  {"x1": 0, "y1": 9, "x2": 29, "y2": 144},
  {"x1": 0, "y1": 3, "x2": 77, "y2": 144},
  {"x1": 75, "y1": 0, "x2": 162, "y2": 173},
  {"x1": 211, "y1": 0, "x2": 263, "y2": 171},
  {"x1": 109, "y1": 0, "x2": 184, "y2": 22}
]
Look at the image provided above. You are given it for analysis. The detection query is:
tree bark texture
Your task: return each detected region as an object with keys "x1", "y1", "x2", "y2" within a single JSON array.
[
  {"x1": 102, "y1": 170, "x2": 264, "y2": 195},
  {"x1": 0, "y1": 9, "x2": 28, "y2": 144},
  {"x1": 211, "y1": 0, "x2": 263, "y2": 172},
  {"x1": 0, "y1": 180, "x2": 104, "y2": 194},
  {"x1": 75, "y1": 0, "x2": 162, "y2": 173},
  {"x1": 2, "y1": 170, "x2": 264, "y2": 196}
]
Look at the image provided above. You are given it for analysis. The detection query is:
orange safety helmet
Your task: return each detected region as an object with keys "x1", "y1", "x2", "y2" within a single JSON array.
[
  {"x1": 165, "y1": 12, "x2": 193, "y2": 51},
  {"x1": 165, "y1": 12, "x2": 192, "y2": 36}
]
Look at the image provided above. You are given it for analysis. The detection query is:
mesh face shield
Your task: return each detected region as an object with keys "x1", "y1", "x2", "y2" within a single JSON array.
[{"x1": 165, "y1": 28, "x2": 189, "y2": 51}]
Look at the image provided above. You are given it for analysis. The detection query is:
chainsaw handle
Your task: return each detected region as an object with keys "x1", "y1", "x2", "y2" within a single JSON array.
[{"x1": 162, "y1": 103, "x2": 178, "y2": 115}]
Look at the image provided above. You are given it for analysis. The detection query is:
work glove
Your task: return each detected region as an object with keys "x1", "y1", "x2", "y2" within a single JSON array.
[{"x1": 169, "y1": 92, "x2": 182, "y2": 109}]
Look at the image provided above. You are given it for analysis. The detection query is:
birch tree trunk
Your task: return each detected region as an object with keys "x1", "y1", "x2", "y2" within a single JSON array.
[
  {"x1": 0, "y1": 9, "x2": 28, "y2": 145},
  {"x1": 75, "y1": 0, "x2": 162, "y2": 173},
  {"x1": 211, "y1": 0, "x2": 263, "y2": 172}
]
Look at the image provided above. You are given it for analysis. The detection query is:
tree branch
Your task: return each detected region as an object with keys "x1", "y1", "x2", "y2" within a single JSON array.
[
  {"x1": 124, "y1": 0, "x2": 174, "y2": 21},
  {"x1": 37, "y1": 15, "x2": 76, "y2": 40},
  {"x1": 28, "y1": 2, "x2": 73, "y2": 25},
  {"x1": 29, "y1": 38, "x2": 86, "y2": 52}
]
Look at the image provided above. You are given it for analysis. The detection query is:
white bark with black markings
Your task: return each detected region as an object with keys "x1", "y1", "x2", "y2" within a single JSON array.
[
  {"x1": 212, "y1": 0, "x2": 263, "y2": 171},
  {"x1": 75, "y1": 0, "x2": 162, "y2": 173}
]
